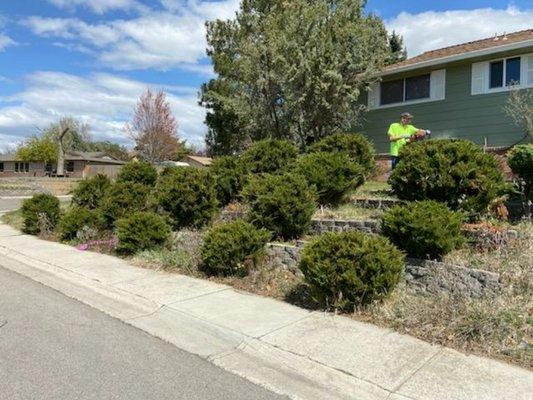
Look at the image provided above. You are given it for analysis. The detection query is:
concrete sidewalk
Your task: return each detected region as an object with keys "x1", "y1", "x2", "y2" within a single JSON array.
[{"x1": 0, "y1": 222, "x2": 531, "y2": 400}]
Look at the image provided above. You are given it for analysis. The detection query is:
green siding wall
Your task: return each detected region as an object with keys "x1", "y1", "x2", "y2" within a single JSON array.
[{"x1": 358, "y1": 55, "x2": 530, "y2": 154}]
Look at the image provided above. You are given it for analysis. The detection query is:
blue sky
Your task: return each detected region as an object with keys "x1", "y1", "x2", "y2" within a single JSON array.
[{"x1": 0, "y1": 0, "x2": 532, "y2": 150}]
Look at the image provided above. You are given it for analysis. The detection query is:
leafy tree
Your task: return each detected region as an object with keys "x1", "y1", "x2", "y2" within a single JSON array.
[
  {"x1": 126, "y1": 88, "x2": 181, "y2": 163},
  {"x1": 202, "y1": 0, "x2": 390, "y2": 150},
  {"x1": 200, "y1": 78, "x2": 248, "y2": 156},
  {"x1": 387, "y1": 30, "x2": 407, "y2": 64},
  {"x1": 17, "y1": 136, "x2": 57, "y2": 163},
  {"x1": 504, "y1": 87, "x2": 533, "y2": 140},
  {"x1": 42, "y1": 117, "x2": 92, "y2": 152},
  {"x1": 90, "y1": 141, "x2": 130, "y2": 161}
]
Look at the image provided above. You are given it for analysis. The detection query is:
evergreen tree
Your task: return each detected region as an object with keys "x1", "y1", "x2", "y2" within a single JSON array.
[
  {"x1": 201, "y1": 0, "x2": 390, "y2": 152},
  {"x1": 387, "y1": 30, "x2": 407, "y2": 64}
]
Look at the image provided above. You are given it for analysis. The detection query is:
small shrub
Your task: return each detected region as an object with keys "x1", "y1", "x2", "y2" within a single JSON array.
[
  {"x1": 381, "y1": 201, "x2": 464, "y2": 259},
  {"x1": 507, "y1": 144, "x2": 533, "y2": 200},
  {"x1": 116, "y1": 161, "x2": 158, "y2": 186},
  {"x1": 155, "y1": 167, "x2": 218, "y2": 228},
  {"x1": 242, "y1": 139, "x2": 298, "y2": 174},
  {"x1": 116, "y1": 211, "x2": 171, "y2": 254},
  {"x1": 295, "y1": 151, "x2": 365, "y2": 205},
  {"x1": 57, "y1": 206, "x2": 105, "y2": 242},
  {"x1": 389, "y1": 139, "x2": 507, "y2": 215},
  {"x1": 308, "y1": 133, "x2": 375, "y2": 177},
  {"x1": 99, "y1": 182, "x2": 150, "y2": 227},
  {"x1": 71, "y1": 174, "x2": 111, "y2": 209},
  {"x1": 299, "y1": 231, "x2": 404, "y2": 310},
  {"x1": 210, "y1": 155, "x2": 248, "y2": 206},
  {"x1": 21, "y1": 194, "x2": 60, "y2": 235},
  {"x1": 201, "y1": 219, "x2": 271, "y2": 276},
  {"x1": 242, "y1": 172, "x2": 316, "y2": 239}
]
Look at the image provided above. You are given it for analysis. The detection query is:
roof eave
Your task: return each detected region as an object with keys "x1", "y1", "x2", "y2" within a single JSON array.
[{"x1": 381, "y1": 38, "x2": 533, "y2": 77}]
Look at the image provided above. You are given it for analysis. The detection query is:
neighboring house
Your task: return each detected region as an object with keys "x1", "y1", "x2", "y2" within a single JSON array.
[
  {"x1": 180, "y1": 155, "x2": 213, "y2": 168},
  {"x1": 361, "y1": 29, "x2": 533, "y2": 154},
  {"x1": 0, "y1": 151, "x2": 126, "y2": 178}
]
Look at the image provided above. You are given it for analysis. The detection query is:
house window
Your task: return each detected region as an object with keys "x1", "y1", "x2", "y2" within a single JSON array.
[
  {"x1": 405, "y1": 74, "x2": 431, "y2": 101},
  {"x1": 489, "y1": 57, "x2": 521, "y2": 89},
  {"x1": 380, "y1": 73, "x2": 431, "y2": 105},
  {"x1": 14, "y1": 162, "x2": 29, "y2": 173},
  {"x1": 66, "y1": 161, "x2": 75, "y2": 172},
  {"x1": 0, "y1": 162, "x2": 3, "y2": 172},
  {"x1": 380, "y1": 79, "x2": 404, "y2": 105}
]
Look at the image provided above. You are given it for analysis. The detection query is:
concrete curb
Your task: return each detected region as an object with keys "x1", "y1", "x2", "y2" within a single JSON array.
[{"x1": 0, "y1": 224, "x2": 531, "y2": 400}]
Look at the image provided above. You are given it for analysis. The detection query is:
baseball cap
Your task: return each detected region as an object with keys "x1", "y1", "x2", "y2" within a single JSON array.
[{"x1": 401, "y1": 112, "x2": 413, "y2": 119}]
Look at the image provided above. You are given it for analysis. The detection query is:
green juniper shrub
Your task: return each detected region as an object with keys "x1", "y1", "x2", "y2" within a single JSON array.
[
  {"x1": 116, "y1": 161, "x2": 158, "y2": 186},
  {"x1": 299, "y1": 231, "x2": 404, "y2": 310},
  {"x1": 295, "y1": 151, "x2": 365, "y2": 205},
  {"x1": 242, "y1": 139, "x2": 298, "y2": 174},
  {"x1": 155, "y1": 167, "x2": 218, "y2": 229},
  {"x1": 308, "y1": 133, "x2": 376, "y2": 177},
  {"x1": 57, "y1": 206, "x2": 105, "y2": 242},
  {"x1": 210, "y1": 155, "x2": 249, "y2": 206},
  {"x1": 201, "y1": 219, "x2": 271, "y2": 276},
  {"x1": 70, "y1": 174, "x2": 111, "y2": 209},
  {"x1": 381, "y1": 201, "x2": 464, "y2": 260},
  {"x1": 99, "y1": 182, "x2": 151, "y2": 227},
  {"x1": 507, "y1": 144, "x2": 533, "y2": 201},
  {"x1": 242, "y1": 172, "x2": 316, "y2": 240},
  {"x1": 21, "y1": 193, "x2": 61, "y2": 235},
  {"x1": 389, "y1": 139, "x2": 507, "y2": 215},
  {"x1": 116, "y1": 211, "x2": 171, "y2": 255}
]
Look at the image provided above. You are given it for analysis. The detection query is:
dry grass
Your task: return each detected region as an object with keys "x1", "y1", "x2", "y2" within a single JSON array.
[
  {"x1": 350, "y1": 181, "x2": 395, "y2": 200},
  {"x1": 355, "y1": 221, "x2": 533, "y2": 369},
  {"x1": 1, "y1": 209, "x2": 23, "y2": 230}
]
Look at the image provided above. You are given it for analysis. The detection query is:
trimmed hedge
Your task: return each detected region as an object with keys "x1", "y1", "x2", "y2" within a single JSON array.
[
  {"x1": 242, "y1": 172, "x2": 316, "y2": 239},
  {"x1": 71, "y1": 174, "x2": 111, "y2": 209},
  {"x1": 21, "y1": 194, "x2": 61, "y2": 235},
  {"x1": 242, "y1": 139, "x2": 298, "y2": 174},
  {"x1": 308, "y1": 133, "x2": 375, "y2": 177},
  {"x1": 507, "y1": 144, "x2": 533, "y2": 200},
  {"x1": 116, "y1": 211, "x2": 171, "y2": 254},
  {"x1": 210, "y1": 155, "x2": 249, "y2": 206},
  {"x1": 99, "y1": 182, "x2": 151, "y2": 227},
  {"x1": 295, "y1": 151, "x2": 364, "y2": 205},
  {"x1": 201, "y1": 219, "x2": 271, "y2": 276},
  {"x1": 389, "y1": 139, "x2": 507, "y2": 215},
  {"x1": 116, "y1": 161, "x2": 158, "y2": 186},
  {"x1": 381, "y1": 201, "x2": 464, "y2": 259},
  {"x1": 299, "y1": 231, "x2": 404, "y2": 310},
  {"x1": 155, "y1": 167, "x2": 218, "y2": 228},
  {"x1": 57, "y1": 206, "x2": 105, "y2": 241}
]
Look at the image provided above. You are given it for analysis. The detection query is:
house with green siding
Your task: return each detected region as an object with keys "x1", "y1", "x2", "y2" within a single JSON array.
[{"x1": 360, "y1": 29, "x2": 533, "y2": 155}]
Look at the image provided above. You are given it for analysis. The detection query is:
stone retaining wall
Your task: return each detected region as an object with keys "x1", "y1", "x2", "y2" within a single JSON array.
[
  {"x1": 265, "y1": 243, "x2": 501, "y2": 298},
  {"x1": 310, "y1": 219, "x2": 380, "y2": 234}
]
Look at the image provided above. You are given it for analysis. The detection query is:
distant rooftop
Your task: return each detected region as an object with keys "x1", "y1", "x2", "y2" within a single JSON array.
[{"x1": 385, "y1": 29, "x2": 533, "y2": 73}]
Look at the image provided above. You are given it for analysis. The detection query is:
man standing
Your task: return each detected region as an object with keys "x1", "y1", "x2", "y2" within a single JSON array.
[{"x1": 388, "y1": 112, "x2": 426, "y2": 169}]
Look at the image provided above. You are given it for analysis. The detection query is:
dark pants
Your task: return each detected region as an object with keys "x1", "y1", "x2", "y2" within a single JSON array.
[{"x1": 391, "y1": 156, "x2": 400, "y2": 170}]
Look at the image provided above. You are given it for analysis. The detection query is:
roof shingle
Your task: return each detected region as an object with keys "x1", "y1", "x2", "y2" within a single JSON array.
[{"x1": 386, "y1": 29, "x2": 533, "y2": 72}]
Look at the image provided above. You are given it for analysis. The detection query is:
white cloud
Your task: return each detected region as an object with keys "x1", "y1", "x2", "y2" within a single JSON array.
[
  {"x1": 387, "y1": 6, "x2": 533, "y2": 57},
  {"x1": 0, "y1": 72, "x2": 206, "y2": 148},
  {"x1": 45, "y1": 0, "x2": 146, "y2": 14},
  {"x1": 24, "y1": 0, "x2": 239, "y2": 71},
  {"x1": 0, "y1": 33, "x2": 15, "y2": 52}
]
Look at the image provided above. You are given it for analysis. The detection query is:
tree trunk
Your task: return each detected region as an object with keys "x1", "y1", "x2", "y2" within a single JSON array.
[{"x1": 56, "y1": 128, "x2": 69, "y2": 177}]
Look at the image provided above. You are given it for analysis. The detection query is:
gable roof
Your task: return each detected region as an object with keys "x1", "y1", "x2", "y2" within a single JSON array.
[
  {"x1": 384, "y1": 29, "x2": 533, "y2": 75},
  {"x1": 181, "y1": 155, "x2": 213, "y2": 166}
]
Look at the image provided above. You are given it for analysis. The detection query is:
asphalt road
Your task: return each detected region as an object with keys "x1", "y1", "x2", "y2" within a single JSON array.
[{"x1": 0, "y1": 266, "x2": 287, "y2": 400}]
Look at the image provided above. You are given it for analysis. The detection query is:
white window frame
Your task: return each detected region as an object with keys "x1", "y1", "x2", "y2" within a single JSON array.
[
  {"x1": 488, "y1": 56, "x2": 521, "y2": 92},
  {"x1": 368, "y1": 69, "x2": 446, "y2": 110},
  {"x1": 472, "y1": 53, "x2": 533, "y2": 95}
]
